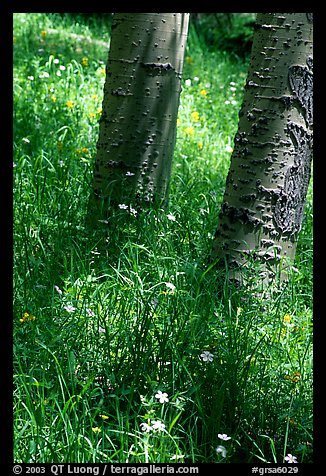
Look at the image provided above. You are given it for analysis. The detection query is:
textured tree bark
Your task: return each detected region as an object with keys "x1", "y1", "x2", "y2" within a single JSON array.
[
  {"x1": 91, "y1": 13, "x2": 189, "y2": 213},
  {"x1": 212, "y1": 13, "x2": 313, "y2": 283}
]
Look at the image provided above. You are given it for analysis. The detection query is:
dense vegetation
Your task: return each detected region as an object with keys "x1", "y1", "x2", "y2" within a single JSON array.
[{"x1": 13, "y1": 13, "x2": 313, "y2": 463}]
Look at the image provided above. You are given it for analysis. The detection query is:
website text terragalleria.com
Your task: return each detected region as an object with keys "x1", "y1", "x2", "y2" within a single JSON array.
[{"x1": 50, "y1": 465, "x2": 199, "y2": 475}]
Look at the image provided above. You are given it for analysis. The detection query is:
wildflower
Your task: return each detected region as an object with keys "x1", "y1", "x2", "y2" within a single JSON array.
[
  {"x1": 155, "y1": 390, "x2": 169, "y2": 404},
  {"x1": 218, "y1": 433, "x2": 231, "y2": 441},
  {"x1": 59, "y1": 65, "x2": 66, "y2": 71},
  {"x1": 199, "y1": 89, "x2": 207, "y2": 97},
  {"x1": 225, "y1": 144, "x2": 233, "y2": 153},
  {"x1": 164, "y1": 282, "x2": 176, "y2": 292},
  {"x1": 191, "y1": 111, "x2": 200, "y2": 122},
  {"x1": 118, "y1": 203, "x2": 128, "y2": 210},
  {"x1": 283, "y1": 314, "x2": 291, "y2": 323},
  {"x1": 50, "y1": 95, "x2": 56, "y2": 102},
  {"x1": 19, "y1": 312, "x2": 36, "y2": 323},
  {"x1": 193, "y1": 76, "x2": 199, "y2": 82},
  {"x1": 167, "y1": 214, "x2": 176, "y2": 222},
  {"x1": 129, "y1": 207, "x2": 137, "y2": 217},
  {"x1": 92, "y1": 427, "x2": 101, "y2": 433},
  {"x1": 86, "y1": 308, "x2": 95, "y2": 317},
  {"x1": 230, "y1": 86, "x2": 237, "y2": 92},
  {"x1": 39, "y1": 72, "x2": 50, "y2": 78},
  {"x1": 89, "y1": 112, "x2": 96, "y2": 119},
  {"x1": 53, "y1": 58, "x2": 60, "y2": 64},
  {"x1": 215, "y1": 445, "x2": 227, "y2": 458},
  {"x1": 40, "y1": 30, "x2": 47, "y2": 38},
  {"x1": 151, "y1": 420, "x2": 166, "y2": 432},
  {"x1": 230, "y1": 81, "x2": 236, "y2": 86},
  {"x1": 99, "y1": 414, "x2": 109, "y2": 420},
  {"x1": 285, "y1": 371, "x2": 301, "y2": 383},
  {"x1": 13, "y1": 162, "x2": 17, "y2": 168},
  {"x1": 184, "y1": 126, "x2": 195, "y2": 136},
  {"x1": 200, "y1": 351, "x2": 214, "y2": 362},
  {"x1": 64, "y1": 305, "x2": 76, "y2": 313},
  {"x1": 284, "y1": 454, "x2": 298, "y2": 463},
  {"x1": 98, "y1": 326, "x2": 106, "y2": 333},
  {"x1": 58, "y1": 160, "x2": 64, "y2": 167},
  {"x1": 81, "y1": 57, "x2": 89, "y2": 66},
  {"x1": 140, "y1": 422, "x2": 152, "y2": 433},
  {"x1": 197, "y1": 142, "x2": 203, "y2": 150},
  {"x1": 66, "y1": 100, "x2": 74, "y2": 109},
  {"x1": 231, "y1": 99, "x2": 237, "y2": 105},
  {"x1": 91, "y1": 94, "x2": 99, "y2": 101},
  {"x1": 54, "y1": 285, "x2": 62, "y2": 295},
  {"x1": 27, "y1": 76, "x2": 34, "y2": 81},
  {"x1": 126, "y1": 171, "x2": 135, "y2": 176},
  {"x1": 185, "y1": 79, "x2": 192, "y2": 87}
]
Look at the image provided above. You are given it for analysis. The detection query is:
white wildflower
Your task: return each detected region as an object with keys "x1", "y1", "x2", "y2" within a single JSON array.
[
  {"x1": 151, "y1": 420, "x2": 165, "y2": 432},
  {"x1": 64, "y1": 305, "x2": 76, "y2": 313},
  {"x1": 167, "y1": 213, "x2": 176, "y2": 221},
  {"x1": 140, "y1": 422, "x2": 152, "y2": 433},
  {"x1": 200, "y1": 351, "x2": 214, "y2": 362},
  {"x1": 164, "y1": 282, "x2": 176, "y2": 292},
  {"x1": 284, "y1": 454, "x2": 298, "y2": 463},
  {"x1": 218, "y1": 433, "x2": 231, "y2": 441},
  {"x1": 155, "y1": 390, "x2": 169, "y2": 404},
  {"x1": 216, "y1": 445, "x2": 227, "y2": 458}
]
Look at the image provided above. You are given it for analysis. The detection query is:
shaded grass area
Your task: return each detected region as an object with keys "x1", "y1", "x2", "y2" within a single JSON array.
[{"x1": 13, "y1": 14, "x2": 313, "y2": 463}]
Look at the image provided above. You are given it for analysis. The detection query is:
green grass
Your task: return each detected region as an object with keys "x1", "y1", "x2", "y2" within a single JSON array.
[{"x1": 13, "y1": 13, "x2": 313, "y2": 464}]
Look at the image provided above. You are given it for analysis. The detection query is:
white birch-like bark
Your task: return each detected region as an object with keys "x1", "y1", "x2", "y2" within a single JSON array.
[
  {"x1": 212, "y1": 13, "x2": 313, "y2": 283},
  {"x1": 92, "y1": 13, "x2": 189, "y2": 211}
]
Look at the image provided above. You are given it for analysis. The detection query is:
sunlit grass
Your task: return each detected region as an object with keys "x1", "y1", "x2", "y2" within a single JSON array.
[{"x1": 13, "y1": 13, "x2": 313, "y2": 463}]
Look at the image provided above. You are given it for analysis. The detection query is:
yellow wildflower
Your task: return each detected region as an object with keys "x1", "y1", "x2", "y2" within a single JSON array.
[
  {"x1": 91, "y1": 94, "x2": 99, "y2": 101},
  {"x1": 199, "y1": 89, "x2": 208, "y2": 97},
  {"x1": 76, "y1": 147, "x2": 89, "y2": 155},
  {"x1": 92, "y1": 427, "x2": 101, "y2": 433},
  {"x1": 191, "y1": 111, "x2": 200, "y2": 122},
  {"x1": 40, "y1": 30, "x2": 47, "y2": 39},
  {"x1": 66, "y1": 100, "x2": 74, "y2": 109},
  {"x1": 50, "y1": 95, "x2": 57, "y2": 102},
  {"x1": 283, "y1": 314, "x2": 291, "y2": 323},
  {"x1": 81, "y1": 57, "x2": 89, "y2": 67},
  {"x1": 285, "y1": 371, "x2": 301, "y2": 383},
  {"x1": 184, "y1": 126, "x2": 195, "y2": 136},
  {"x1": 19, "y1": 312, "x2": 36, "y2": 323},
  {"x1": 89, "y1": 112, "x2": 96, "y2": 119},
  {"x1": 99, "y1": 414, "x2": 109, "y2": 420},
  {"x1": 197, "y1": 142, "x2": 203, "y2": 150}
]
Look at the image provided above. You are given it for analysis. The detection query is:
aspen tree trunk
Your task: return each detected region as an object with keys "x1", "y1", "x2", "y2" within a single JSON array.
[
  {"x1": 91, "y1": 13, "x2": 189, "y2": 213},
  {"x1": 212, "y1": 13, "x2": 313, "y2": 283}
]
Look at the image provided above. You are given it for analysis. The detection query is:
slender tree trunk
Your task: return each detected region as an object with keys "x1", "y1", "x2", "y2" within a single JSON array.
[
  {"x1": 212, "y1": 13, "x2": 313, "y2": 283},
  {"x1": 90, "y1": 13, "x2": 189, "y2": 215}
]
